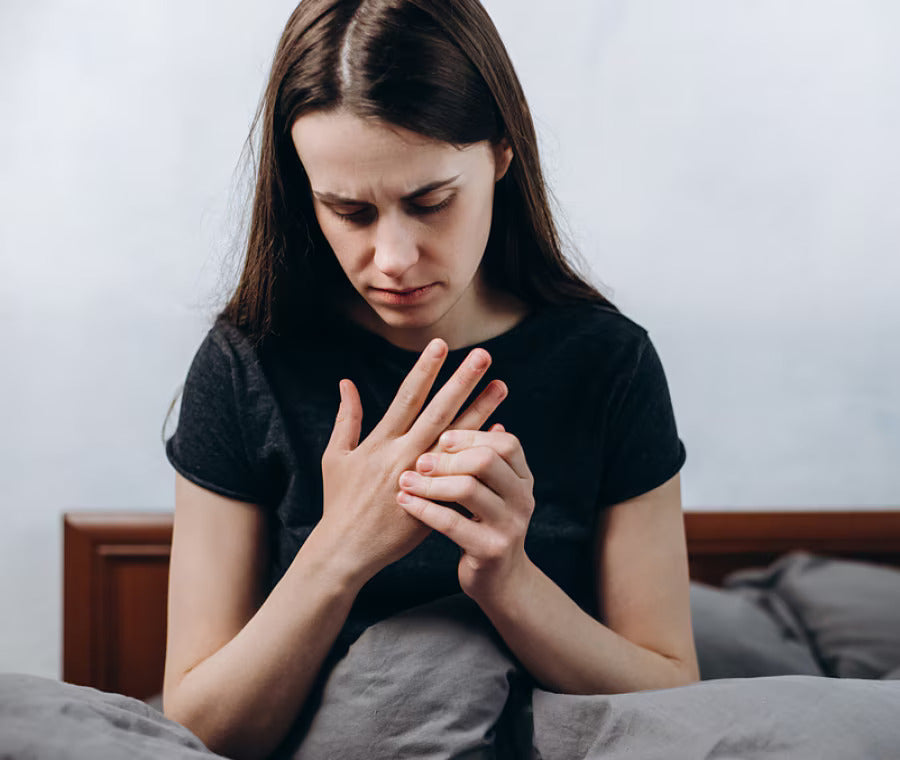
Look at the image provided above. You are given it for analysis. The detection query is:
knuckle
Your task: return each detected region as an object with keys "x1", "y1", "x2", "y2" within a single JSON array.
[
  {"x1": 513, "y1": 506, "x2": 532, "y2": 533},
  {"x1": 424, "y1": 406, "x2": 453, "y2": 429},
  {"x1": 484, "y1": 532, "x2": 510, "y2": 561},
  {"x1": 475, "y1": 447, "x2": 496, "y2": 472},
  {"x1": 524, "y1": 494, "x2": 535, "y2": 515},
  {"x1": 396, "y1": 386, "x2": 419, "y2": 409},
  {"x1": 460, "y1": 476, "x2": 478, "y2": 500},
  {"x1": 499, "y1": 433, "x2": 519, "y2": 458}
]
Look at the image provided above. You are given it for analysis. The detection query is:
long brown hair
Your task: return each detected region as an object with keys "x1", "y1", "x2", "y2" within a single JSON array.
[{"x1": 220, "y1": 0, "x2": 613, "y2": 346}]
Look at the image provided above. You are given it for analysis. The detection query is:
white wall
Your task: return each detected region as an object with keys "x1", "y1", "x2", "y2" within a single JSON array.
[{"x1": 2, "y1": 1, "x2": 898, "y2": 679}]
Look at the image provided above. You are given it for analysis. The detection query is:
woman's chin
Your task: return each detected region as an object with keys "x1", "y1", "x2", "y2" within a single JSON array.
[{"x1": 372, "y1": 306, "x2": 440, "y2": 332}]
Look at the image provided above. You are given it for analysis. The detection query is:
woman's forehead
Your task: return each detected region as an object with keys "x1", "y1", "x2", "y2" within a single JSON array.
[{"x1": 291, "y1": 109, "x2": 489, "y2": 198}]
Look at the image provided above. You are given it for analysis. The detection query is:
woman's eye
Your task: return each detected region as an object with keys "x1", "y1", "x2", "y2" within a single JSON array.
[
  {"x1": 329, "y1": 196, "x2": 452, "y2": 225},
  {"x1": 333, "y1": 206, "x2": 375, "y2": 224},
  {"x1": 411, "y1": 197, "x2": 452, "y2": 216}
]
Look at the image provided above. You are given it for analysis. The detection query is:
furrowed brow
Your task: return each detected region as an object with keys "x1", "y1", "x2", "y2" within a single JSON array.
[
  {"x1": 313, "y1": 175, "x2": 460, "y2": 205},
  {"x1": 402, "y1": 175, "x2": 460, "y2": 200}
]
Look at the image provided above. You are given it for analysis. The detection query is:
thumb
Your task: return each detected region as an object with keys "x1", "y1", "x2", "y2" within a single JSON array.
[{"x1": 326, "y1": 379, "x2": 363, "y2": 453}]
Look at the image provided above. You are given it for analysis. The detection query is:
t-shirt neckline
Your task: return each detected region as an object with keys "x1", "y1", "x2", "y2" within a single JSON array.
[{"x1": 327, "y1": 307, "x2": 544, "y2": 363}]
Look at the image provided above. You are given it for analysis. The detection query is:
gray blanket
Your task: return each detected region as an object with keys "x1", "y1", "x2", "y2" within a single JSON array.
[
  {"x1": 0, "y1": 673, "x2": 226, "y2": 759},
  {"x1": 3, "y1": 595, "x2": 900, "y2": 759}
]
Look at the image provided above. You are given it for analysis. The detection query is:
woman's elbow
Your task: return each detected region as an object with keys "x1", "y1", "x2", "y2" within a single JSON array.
[
  {"x1": 668, "y1": 654, "x2": 700, "y2": 687},
  {"x1": 162, "y1": 688, "x2": 259, "y2": 760}
]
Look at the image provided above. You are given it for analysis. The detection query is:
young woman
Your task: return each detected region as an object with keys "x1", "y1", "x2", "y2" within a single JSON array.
[{"x1": 163, "y1": 1, "x2": 698, "y2": 758}]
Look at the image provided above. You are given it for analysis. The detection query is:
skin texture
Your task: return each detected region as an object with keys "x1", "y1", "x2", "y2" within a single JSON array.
[
  {"x1": 290, "y1": 109, "x2": 524, "y2": 352},
  {"x1": 165, "y1": 339, "x2": 508, "y2": 760},
  {"x1": 165, "y1": 109, "x2": 698, "y2": 759}
]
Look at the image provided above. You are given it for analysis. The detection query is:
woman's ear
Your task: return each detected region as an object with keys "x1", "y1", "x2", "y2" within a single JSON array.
[{"x1": 492, "y1": 139, "x2": 514, "y2": 182}]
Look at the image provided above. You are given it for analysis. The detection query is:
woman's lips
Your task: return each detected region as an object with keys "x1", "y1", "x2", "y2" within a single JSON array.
[{"x1": 370, "y1": 283, "x2": 438, "y2": 305}]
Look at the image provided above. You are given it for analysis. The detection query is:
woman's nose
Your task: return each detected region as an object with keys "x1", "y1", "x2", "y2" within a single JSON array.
[{"x1": 372, "y1": 214, "x2": 419, "y2": 279}]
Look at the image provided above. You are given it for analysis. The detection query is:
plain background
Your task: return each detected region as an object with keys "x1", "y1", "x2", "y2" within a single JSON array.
[{"x1": 2, "y1": 0, "x2": 898, "y2": 679}]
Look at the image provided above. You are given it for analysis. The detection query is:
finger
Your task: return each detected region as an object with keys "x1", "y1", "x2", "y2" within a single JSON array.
[
  {"x1": 398, "y1": 471, "x2": 504, "y2": 520},
  {"x1": 414, "y1": 446, "x2": 521, "y2": 503},
  {"x1": 396, "y1": 491, "x2": 491, "y2": 553},
  {"x1": 375, "y1": 338, "x2": 448, "y2": 437},
  {"x1": 448, "y1": 380, "x2": 507, "y2": 433},
  {"x1": 490, "y1": 423, "x2": 505, "y2": 433},
  {"x1": 435, "y1": 430, "x2": 531, "y2": 480},
  {"x1": 325, "y1": 379, "x2": 362, "y2": 453},
  {"x1": 406, "y1": 348, "x2": 493, "y2": 449}
]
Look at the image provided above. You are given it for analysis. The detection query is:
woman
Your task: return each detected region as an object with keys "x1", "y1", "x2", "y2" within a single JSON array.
[{"x1": 163, "y1": 1, "x2": 698, "y2": 758}]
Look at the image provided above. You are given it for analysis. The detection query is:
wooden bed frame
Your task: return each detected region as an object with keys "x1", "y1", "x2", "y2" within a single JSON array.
[{"x1": 62, "y1": 509, "x2": 900, "y2": 701}]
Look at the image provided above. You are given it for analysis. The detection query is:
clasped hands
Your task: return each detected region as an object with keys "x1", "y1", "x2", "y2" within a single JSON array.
[
  {"x1": 397, "y1": 422, "x2": 535, "y2": 598},
  {"x1": 320, "y1": 337, "x2": 535, "y2": 601}
]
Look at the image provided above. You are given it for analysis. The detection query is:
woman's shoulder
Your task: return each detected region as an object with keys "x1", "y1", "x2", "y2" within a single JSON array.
[
  {"x1": 178, "y1": 316, "x2": 275, "y2": 396},
  {"x1": 533, "y1": 299, "x2": 650, "y2": 353},
  {"x1": 206, "y1": 315, "x2": 258, "y2": 355},
  {"x1": 204, "y1": 315, "x2": 294, "y2": 370}
]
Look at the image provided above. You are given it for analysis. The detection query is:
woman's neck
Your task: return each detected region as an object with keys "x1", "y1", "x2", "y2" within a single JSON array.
[{"x1": 343, "y1": 281, "x2": 530, "y2": 353}]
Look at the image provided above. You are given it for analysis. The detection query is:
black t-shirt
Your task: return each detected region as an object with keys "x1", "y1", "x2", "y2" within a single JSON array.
[{"x1": 165, "y1": 301, "x2": 685, "y2": 655}]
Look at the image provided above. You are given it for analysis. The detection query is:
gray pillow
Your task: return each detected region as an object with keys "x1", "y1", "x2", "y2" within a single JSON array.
[
  {"x1": 690, "y1": 581, "x2": 823, "y2": 679},
  {"x1": 725, "y1": 552, "x2": 900, "y2": 679}
]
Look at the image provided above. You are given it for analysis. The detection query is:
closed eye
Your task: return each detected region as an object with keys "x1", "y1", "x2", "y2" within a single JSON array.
[
  {"x1": 411, "y1": 196, "x2": 453, "y2": 216},
  {"x1": 331, "y1": 196, "x2": 454, "y2": 225},
  {"x1": 332, "y1": 206, "x2": 375, "y2": 224}
]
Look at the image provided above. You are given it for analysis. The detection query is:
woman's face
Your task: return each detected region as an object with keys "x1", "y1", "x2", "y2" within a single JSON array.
[{"x1": 290, "y1": 109, "x2": 513, "y2": 350}]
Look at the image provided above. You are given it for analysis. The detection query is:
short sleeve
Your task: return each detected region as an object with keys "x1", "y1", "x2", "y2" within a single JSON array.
[
  {"x1": 165, "y1": 324, "x2": 264, "y2": 504},
  {"x1": 599, "y1": 334, "x2": 686, "y2": 508}
]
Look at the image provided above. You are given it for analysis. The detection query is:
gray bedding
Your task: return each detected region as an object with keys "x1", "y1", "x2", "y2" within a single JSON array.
[
  {"x1": 3, "y1": 554, "x2": 900, "y2": 759},
  {"x1": 531, "y1": 676, "x2": 900, "y2": 760},
  {"x1": 284, "y1": 593, "x2": 900, "y2": 760},
  {"x1": 0, "y1": 673, "x2": 226, "y2": 759},
  {"x1": 4, "y1": 669, "x2": 900, "y2": 759}
]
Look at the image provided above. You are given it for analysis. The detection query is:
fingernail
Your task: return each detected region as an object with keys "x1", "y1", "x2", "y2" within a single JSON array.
[
  {"x1": 428, "y1": 339, "x2": 446, "y2": 358},
  {"x1": 399, "y1": 471, "x2": 417, "y2": 488},
  {"x1": 469, "y1": 350, "x2": 489, "y2": 370},
  {"x1": 439, "y1": 432, "x2": 457, "y2": 450},
  {"x1": 417, "y1": 454, "x2": 436, "y2": 473}
]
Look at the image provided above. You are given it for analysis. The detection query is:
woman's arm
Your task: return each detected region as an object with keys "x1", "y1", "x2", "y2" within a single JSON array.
[
  {"x1": 397, "y1": 431, "x2": 698, "y2": 694},
  {"x1": 476, "y1": 474, "x2": 698, "y2": 694},
  {"x1": 164, "y1": 341, "x2": 506, "y2": 760},
  {"x1": 163, "y1": 474, "x2": 366, "y2": 760}
]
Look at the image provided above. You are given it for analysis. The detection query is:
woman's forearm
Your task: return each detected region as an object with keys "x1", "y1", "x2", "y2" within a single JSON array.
[
  {"x1": 163, "y1": 526, "x2": 366, "y2": 760},
  {"x1": 475, "y1": 559, "x2": 699, "y2": 695}
]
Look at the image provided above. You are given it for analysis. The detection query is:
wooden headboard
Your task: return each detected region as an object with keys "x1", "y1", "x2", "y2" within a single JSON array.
[{"x1": 63, "y1": 509, "x2": 900, "y2": 701}]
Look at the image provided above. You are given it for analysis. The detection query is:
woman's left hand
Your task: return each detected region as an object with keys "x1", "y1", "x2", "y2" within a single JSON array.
[{"x1": 396, "y1": 423, "x2": 536, "y2": 601}]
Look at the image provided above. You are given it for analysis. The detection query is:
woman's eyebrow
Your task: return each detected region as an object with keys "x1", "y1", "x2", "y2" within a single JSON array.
[{"x1": 313, "y1": 175, "x2": 460, "y2": 205}]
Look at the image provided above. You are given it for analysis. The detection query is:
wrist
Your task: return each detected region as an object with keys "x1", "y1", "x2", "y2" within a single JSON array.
[
  {"x1": 299, "y1": 520, "x2": 372, "y2": 597},
  {"x1": 464, "y1": 550, "x2": 537, "y2": 614}
]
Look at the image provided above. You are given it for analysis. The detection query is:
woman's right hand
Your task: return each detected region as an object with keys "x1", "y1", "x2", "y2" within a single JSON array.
[{"x1": 317, "y1": 338, "x2": 506, "y2": 582}]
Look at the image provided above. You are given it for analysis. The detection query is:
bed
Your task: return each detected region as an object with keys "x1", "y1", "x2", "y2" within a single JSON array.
[
  {"x1": 3, "y1": 509, "x2": 899, "y2": 759},
  {"x1": 60, "y1": 509, "x2": 900, "y2": 701}
]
